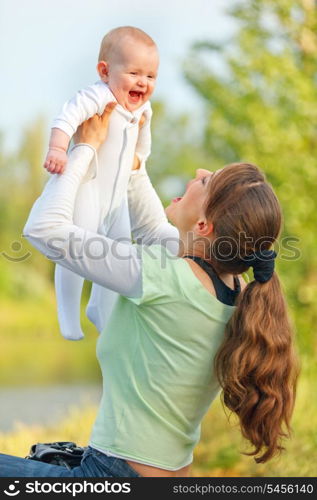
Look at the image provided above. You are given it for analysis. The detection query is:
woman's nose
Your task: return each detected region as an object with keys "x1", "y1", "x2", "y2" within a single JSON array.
[{"x1": 196, "y1": 168, "x2": 211, "y2": 178}]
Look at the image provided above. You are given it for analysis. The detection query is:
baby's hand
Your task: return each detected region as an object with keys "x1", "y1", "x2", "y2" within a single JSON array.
[{"x1": 44, "y1": 148, "x2": 68, "y2": 174}]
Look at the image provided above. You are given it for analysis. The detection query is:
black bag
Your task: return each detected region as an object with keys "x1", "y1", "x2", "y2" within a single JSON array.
[{"x1": 25, "y1": 441, "x2": 86, "y2": 470}]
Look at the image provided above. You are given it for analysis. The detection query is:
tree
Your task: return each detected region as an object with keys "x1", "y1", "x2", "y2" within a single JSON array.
[
  {"x1": 184, "y1": 0, "x2": 317, "y2": 354},
  {"x1": 148, "y1": 100, "x2": 211, "y2": 204}
]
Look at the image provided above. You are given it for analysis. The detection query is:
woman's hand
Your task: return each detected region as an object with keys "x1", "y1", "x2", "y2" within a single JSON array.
[
  {"x1": 73, "y1": 102, "x2": 117, "y2": 149},
  {"x1": 131, "y1": 112, "x2": 146, "y2": 171}
]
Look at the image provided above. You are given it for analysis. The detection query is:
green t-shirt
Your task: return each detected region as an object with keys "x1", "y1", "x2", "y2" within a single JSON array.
[{"x1": 89, "y1": 245, "x2": 235, "y2": 470}]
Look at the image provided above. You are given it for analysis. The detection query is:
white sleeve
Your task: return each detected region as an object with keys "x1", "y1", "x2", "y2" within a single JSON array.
[
  {"x1": 23, "y1": 145, "x2": 142, "y2": 298},
  {"x1": 128, "y1": 163, "x2": 179, "y2": 255},
  {"x1": 52, "y1": 83, "x2": 113, "y2": 138}
]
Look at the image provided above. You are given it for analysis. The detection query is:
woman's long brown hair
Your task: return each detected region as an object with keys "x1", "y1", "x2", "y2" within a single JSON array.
[{"x1": 204, "y1": 163, "x2": 300, "y2": 463}]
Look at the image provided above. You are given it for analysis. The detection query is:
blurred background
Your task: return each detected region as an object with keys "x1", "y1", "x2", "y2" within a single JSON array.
[{"x1": 0, "y1": 0, "x2": 316, "y2": 477}]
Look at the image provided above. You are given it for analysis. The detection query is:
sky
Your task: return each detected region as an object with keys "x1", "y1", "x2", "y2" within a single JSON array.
[{"x1": 0, "y1": 0, "x2": 236, "y2": 151}]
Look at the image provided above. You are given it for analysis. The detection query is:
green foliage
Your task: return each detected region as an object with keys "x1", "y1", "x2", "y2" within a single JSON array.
[
  {"x1": 147, "y1": 101, "x2": 212, "y2": 204},
  {"x1": 0, "y1": 117, "x2": 53, "y2": 297},
  {"x1": 184, "y1": 0, "x2": 317, "y2": 354}
]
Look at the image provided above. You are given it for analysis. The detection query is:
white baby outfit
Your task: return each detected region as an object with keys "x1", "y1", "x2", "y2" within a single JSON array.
[{"x1": 52, "y1": 81, "x2": 152, "y2": 340}]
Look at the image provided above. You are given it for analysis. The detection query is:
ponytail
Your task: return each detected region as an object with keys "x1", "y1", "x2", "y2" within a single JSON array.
[
  {"x1": 214, "y1": 272, "x2": 300, "y2": 463},
  {"x1": 204, "y1": 162, "x2": 300, "y2": 463}
]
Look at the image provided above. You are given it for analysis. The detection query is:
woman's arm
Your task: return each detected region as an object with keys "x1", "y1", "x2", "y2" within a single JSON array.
[
  {"x1": 127, "y1": 109, "x2": 179, "y2": 254},
  {"x1": 23, "y1": 106, "x2": 142, "y2": 298},
  {"x1": 128, "y1": 159, "x2": 180, "y2": 255}
]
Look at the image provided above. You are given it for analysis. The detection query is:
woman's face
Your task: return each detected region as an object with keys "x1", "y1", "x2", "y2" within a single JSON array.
[{"x1": 165, "y1": 169, "x2": 216, "y2": 233}]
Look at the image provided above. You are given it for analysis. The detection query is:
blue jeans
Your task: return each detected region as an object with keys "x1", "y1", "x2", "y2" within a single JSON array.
[{"x1": 0, "y1": 446, "x2": 142, "y2": 477}]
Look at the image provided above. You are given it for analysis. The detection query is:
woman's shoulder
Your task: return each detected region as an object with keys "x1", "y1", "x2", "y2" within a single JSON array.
[
  {"x1": 127, "y1": 245, "x2": 182, "y2": 306},
  {"x1": 138, "y1": 244, "x2": 180, "y2": 277},
  {"x1": 141, "y1": 246, "x2": 249, "y2": 291}
]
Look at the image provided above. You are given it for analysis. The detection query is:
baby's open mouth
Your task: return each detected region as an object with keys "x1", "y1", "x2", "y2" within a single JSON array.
[{"x1": 129, "y1": 91, "x2": 143, "y2": 102}]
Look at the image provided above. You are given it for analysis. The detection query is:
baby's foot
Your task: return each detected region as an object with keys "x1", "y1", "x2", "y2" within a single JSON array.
[{"x1": 44, "y1": 148, "x2": 67, "y2": 174}]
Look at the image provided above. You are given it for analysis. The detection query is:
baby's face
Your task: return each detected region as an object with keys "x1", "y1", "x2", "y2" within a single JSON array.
[{"x1": 99, "y1": 40, "x2": 159, "y2": 112}]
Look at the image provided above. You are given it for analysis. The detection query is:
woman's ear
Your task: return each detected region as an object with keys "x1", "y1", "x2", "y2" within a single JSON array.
[
  {"x1": 97, "y1": 61, "x2": 109, "y2": 82},
  {"x1": 195, "y1": 219, "x2": 214, "y2": 237}
]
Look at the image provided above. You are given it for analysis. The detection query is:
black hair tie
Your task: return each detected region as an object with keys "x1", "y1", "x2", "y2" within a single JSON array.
[{"x1": 242, "y1": 249, "x2": 277, "y2": 283}]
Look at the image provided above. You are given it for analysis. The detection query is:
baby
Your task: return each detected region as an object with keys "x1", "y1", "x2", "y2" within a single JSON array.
[{"x1": 44, "y1": 26, "x2": 159, "y2": 340}]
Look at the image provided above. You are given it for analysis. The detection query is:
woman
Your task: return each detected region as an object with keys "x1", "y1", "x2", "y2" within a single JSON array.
[{"x1": 0, "y1": 104, "x2": 299, "y2": 477}]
